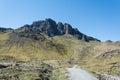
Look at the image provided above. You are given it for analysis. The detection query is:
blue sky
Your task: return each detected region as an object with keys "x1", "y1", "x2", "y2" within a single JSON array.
[{"x1": 0, "y1": 0, "x2": 120, "y2": 41}]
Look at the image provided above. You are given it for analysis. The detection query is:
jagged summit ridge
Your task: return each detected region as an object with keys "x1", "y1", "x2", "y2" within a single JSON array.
[{"x1": 19, "y1": 18, "x2": 100, "y2": 42}]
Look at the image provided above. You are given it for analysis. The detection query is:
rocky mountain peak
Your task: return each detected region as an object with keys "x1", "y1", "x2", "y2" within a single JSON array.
[{"x1": 18, "y1": 18, "x2": 100, "y2": 42}]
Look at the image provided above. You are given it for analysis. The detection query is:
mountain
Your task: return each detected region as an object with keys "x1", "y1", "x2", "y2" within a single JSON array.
[
  {"x1": 15, "y1": 18, "x2": 100, "y2": 42},
  {"x1": 0, "y1": 27, "x2": 13, "y2": 32},
  {"x1": 0, "y1": 18, "x2": 120, "y2": 80}
]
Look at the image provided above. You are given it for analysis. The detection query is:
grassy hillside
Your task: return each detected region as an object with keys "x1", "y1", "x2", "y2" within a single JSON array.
[{"x1": 0, "y1": 30, "x2": 120, "y2": 80}]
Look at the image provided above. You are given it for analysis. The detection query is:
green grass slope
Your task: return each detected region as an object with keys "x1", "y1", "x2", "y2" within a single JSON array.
[{"x1": 0, "y1": 30, "x2": 120, "y2": 79}]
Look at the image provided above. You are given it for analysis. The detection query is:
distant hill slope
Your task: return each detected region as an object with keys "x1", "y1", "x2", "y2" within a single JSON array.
[{"x1": 0, "y1": 27, "x2": 13, "y2": 32}]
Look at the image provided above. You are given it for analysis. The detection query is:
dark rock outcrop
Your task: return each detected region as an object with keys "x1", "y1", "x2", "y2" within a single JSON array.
[
  {"x1": 57, "y1": 22, "x2": 65, "y2": 35},
  {"x1": 16, "y1": 18, "x2": 100, "y2": 42},
  {"x1": 31, "y1": 18, "x2": 59, "y2": 37}
]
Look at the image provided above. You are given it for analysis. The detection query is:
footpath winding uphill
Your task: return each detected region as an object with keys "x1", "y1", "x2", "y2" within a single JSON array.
[
  {"x1": 67, "y1": 65, "x2": 120, "y2": 80},
  {"x1": 67, "y1": 65, "x2": 98, "y2": 80}
]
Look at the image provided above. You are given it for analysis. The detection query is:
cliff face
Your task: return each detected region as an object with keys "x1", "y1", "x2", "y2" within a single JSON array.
[{"x1": 18, "y1": 18, "x2": 100, "y2": 42}]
